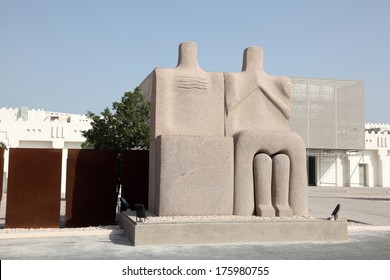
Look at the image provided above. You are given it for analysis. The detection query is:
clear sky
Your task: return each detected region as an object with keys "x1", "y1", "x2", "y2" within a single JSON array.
[{"x1": 1, "y1": 0, "x2": 389, "y2": 123}]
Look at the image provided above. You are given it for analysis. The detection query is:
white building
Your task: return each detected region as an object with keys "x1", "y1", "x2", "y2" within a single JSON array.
[
  {"x1": 363, "y1": 123, "x2": 390, "y2": 187},
  {"x1": 0, "y1": 107, "x2": 91, "y2": 149},
  {"x1": 0, "y1": 106, "x2": 92, "y2": 192},
  {"x1": 312, "y1": 123, "x2": 389, "y2": 188}
]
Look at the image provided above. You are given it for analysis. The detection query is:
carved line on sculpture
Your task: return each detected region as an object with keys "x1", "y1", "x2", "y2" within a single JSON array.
[
  {"x1": 227, "y1": 85, "x2": 291, "y2": 120},
  {"x1": 259, "y1": 85, "x2": 291, "y2": 120},
  {"x1": 226, "y1": 89, "x2": 253, "y2": 116},
  {"x1": 176, "y1": 76, "x2": 208, "y2": 91},
  {"x1": 177, "y1": 85, "x2": 208, "y2": 90}
]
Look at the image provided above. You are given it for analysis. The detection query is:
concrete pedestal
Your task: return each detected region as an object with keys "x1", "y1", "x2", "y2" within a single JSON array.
[{"x1": 120, "y1": 211, "x2": 348, "y2": 246}]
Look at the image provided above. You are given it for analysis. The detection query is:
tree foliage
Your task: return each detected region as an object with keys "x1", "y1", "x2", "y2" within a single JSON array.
[
  {"x1": 0, "y1": 141, "x2": 7, "y2": 150},
  {"x1": 82, "y1": 87, "x2": 150, "y2": 151}
]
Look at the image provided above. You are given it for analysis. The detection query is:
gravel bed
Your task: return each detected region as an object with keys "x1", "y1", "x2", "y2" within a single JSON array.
[
  {"x1": 0, "y1": 225, "x2": 121, "y2": 234},
  {"x1": 140, "y1": 214, "x2": 373, "y2": 227},
  {"x1": 140, "y1": 215, "x2": 315, "y2": 223},
  {"x1": 0, "y1": 217, "x2": 371, "y2": 234},
  {"x1": 347, "y1": 220, "x2": 373, "y2": 227}
]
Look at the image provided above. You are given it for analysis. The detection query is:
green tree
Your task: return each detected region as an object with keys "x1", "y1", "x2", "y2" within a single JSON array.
[
  {"x1": 82, "y1": 87, "x2": 150, "y2": 151},
  {"x1": 0, "y1": 141, "x2": 7, "y2": 150}
]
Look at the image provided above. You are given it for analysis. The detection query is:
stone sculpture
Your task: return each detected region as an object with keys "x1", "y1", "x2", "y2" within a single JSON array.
[
  {"x1": 141, "y1": 42, "x2": 225, "y2": 138},
  {"x1": 140, "y1": 42, "x2": 234, "y2": 216},
  {"x1": 225, "y1": 46, "x2": 308, "y2": 216},
  {"x1": 140, "y1": 42, "x2": 308, "y2": 217}
]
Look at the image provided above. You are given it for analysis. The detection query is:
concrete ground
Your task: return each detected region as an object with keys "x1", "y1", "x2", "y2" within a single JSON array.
[
  {"x1": 308, "y1": 186, "x2": 390, "y2": 226},
  {"x1": 0, "y1": 187, "x2": 390, "y2": 260}
]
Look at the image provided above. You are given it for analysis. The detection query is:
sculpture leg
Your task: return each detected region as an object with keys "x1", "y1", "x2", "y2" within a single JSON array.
[
  {"x1": 254, "y1": 153, "x2": 275, "y2": 217},
  {"x1": 233, "y1": 130, "x2": 308, "y2": 216},
  {"x1": 233, "y1": 141, "x2": 255, "y2": 215},
  {"x1": 272, "y1": 154, "x2": 293, "y2": 217},
  {"x1": 288, "y1": 145, "x2": 308, "y2": 216}
]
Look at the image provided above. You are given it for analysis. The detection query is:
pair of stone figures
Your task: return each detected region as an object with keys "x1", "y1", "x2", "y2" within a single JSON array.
[{"x1": 140, "y1": 42, "x2": 308, "y2": 217}]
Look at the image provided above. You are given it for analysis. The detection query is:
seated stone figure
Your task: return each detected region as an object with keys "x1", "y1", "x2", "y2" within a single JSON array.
[
  {"x1": 140, "y1": 42, "x2": 234, "y2": 216},
  {"x1": 225, "y1": 46, "x2": 308, "y2": 217},
  {"x1": 141, "y1": 42, "x2": 307, "y2": 218}
]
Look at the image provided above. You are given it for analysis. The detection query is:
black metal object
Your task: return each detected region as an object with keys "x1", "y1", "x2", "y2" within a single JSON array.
[
  {"x1": 331, "y1": 204, "x2": 341, "y2": 220},
  {"x1": 120, "y1": 197, "x2": 131, "y2": 212},
  {"x1": 135, "y1": 204, "x2": 147, "y2": 222}
]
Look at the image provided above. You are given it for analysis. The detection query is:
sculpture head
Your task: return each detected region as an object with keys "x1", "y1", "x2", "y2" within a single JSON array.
[
  {"x1": 242, "y1": 46, "x2": 264, "y2": 73},
  {"x1": 177, "y1": 41, "x2": 200, "y2": 69}
]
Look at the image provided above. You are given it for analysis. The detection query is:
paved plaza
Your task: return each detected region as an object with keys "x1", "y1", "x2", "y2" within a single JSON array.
[{"x1": 0, "y1": 187, "x2": 390, "y2": 260}]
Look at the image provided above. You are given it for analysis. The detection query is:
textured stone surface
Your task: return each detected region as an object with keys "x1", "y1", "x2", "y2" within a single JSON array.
[
  {"x1": 224, "y1": 46, "x2": 292, "y2": 137},
  {"x1": 141, "y1": 42, "x2": 307, "y2": 218},
  {"x1": 140, "y1": 42, "x2": 225, "y2": 139},
  {"x1": 223, "y1": 45, "x2": 307, "y2": 217},
  {"x1": 150, "y1": 135, "x2": 234, "y2": 216},
  {"x1": 253, "y1": 153, "x2": 274, "y2": 217},
  {"x1": 272, "y1": 154, "x2": 293, "y2": 217},
  {"x1": 234, "y1": 130, "x2": 308, "y2": 216},
  {"x1": 147, "y1": 139, "x2": 157, "y2": 214}
]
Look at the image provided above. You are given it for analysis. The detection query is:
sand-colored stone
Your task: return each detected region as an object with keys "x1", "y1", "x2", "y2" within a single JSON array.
[
  {"x1": 140, "y1": 42, "x2": 225, "y2": 139},
  {"x1": 272, "y1": 154, "x2": 293, "y2": 217},
  {"x1": 253, "y1": 153, "x2": 275, "y2": 217},
  {"x1": 224, "y1": 46, "x2": 307, "y2": 217},
  {"x1": 234, "y1": 130, "x2": 308, "y2": 216},
  {"x1": 224, "y1": 46, "x2": 292, "y2": 137},
  {"x1": 141, "y1": 42, "x2": 307, "y2": 219},
  {"x1": 142, "y1": 42, "x2": 229, "y2": 216},
  {"x1": 150, "y1": 135, "x2": 234, "y2": 216}
]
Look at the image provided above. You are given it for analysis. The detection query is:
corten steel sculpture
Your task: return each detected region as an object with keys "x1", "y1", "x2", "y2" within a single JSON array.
[{"x1": 140, "y1": 42, "x2": 308, "y2": 217}]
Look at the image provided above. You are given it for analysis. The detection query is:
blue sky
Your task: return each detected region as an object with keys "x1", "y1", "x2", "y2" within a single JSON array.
[{"x1": 1, "y1": 0, "x2": 389, "y2": 122}]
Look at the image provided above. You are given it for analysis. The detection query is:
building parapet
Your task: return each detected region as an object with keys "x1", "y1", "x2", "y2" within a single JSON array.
[{"x1": 0, "y1": 106, "x2": 91, "y2": 149}]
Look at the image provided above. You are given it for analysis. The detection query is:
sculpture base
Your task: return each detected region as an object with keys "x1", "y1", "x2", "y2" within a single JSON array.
[{"x1": 120, "y1": 211, "x2": 348, "y2": 246}]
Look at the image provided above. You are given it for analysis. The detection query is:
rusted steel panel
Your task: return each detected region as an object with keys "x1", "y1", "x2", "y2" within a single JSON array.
[
  {"x1": 6, "y1": 148, "x2": 62, "y2": 228},
  {"x1": 121, "y1": 150, "x2": 149, "y2": 210},
  {"x1": 65, "y1": 149, "x2": 118, "y2": 227},
  {"x1": 0, "y1": 148, "x2": 4, "y2": 203}
]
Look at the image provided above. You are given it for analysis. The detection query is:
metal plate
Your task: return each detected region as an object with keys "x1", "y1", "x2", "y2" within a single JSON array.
[
  {"x1": 65, "y1": 149, "x2": 118, "y2": 227},
  {"x1": 6, "y1": 148, "x2": 62, "y2": 228}
]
